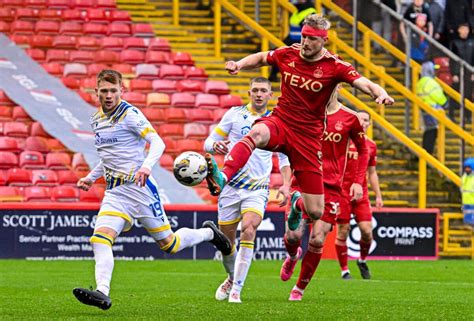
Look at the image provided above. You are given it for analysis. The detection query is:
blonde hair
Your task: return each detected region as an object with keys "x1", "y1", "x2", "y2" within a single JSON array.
[{"x1": 303, "y1": 13, "x2": 331, "y2": 30}]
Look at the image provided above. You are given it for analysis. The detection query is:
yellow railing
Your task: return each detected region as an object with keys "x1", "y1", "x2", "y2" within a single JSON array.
[{"x1": 442, "y1": 213, "x2": 473, "y2": 257}]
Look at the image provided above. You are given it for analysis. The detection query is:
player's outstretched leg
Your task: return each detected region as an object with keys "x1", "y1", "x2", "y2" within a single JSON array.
[
  {"x1": 215, "y1": 277, "x2": 233, "y2": 301},
  {"x1": 73, "y1": 288, "x2": 112, "y2": 310},
  {"x1": 202, "y1": 220, "x2": 232, "y2": 255},
  {"x1": 357, "y1": 260, "x2": 371, "y2": 279},
  {"x1": 287, "y1": 191, "x2": 302, "y2": 231},
  {"x1": 204, "y1": 153, "x2": 226, "y2": 196},
  {"x1": 280, "y1": 246, "x2": 302, "y2": 281}
]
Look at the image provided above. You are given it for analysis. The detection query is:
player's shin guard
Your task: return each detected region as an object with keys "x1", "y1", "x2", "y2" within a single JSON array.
[
  {"x1": 222, "y1": 135, "x2": 256, "y2": 181},
  {"x1": 231, "y1": 241, "x2": 254, "y2": 294},
  {"x1": 359, "y1": 239, "x2": 372, "y2": 261},
  {"x1": 222, "y1": 244, "x2": 237, "y2": 280},
  {"x1": 284, "y1": 234, "x2": 301, "y2": 258},
  {"x1": 296, "y1": 243, "x2": 323, "y2": 290},
  {"x1": 90, "y1": 233, "x2": 115, "y2": 296},
  {"x1": 335, "y1": 238, "x2": 349, "y2": 272}
]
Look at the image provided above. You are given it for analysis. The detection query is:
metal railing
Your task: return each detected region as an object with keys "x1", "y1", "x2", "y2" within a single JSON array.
[{"x1": 442, "y1": 213, "x2": 473, "y2": 257}]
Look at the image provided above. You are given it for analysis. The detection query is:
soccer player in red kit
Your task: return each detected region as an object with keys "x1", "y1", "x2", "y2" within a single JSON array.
[
  {"x1": 205, "y1": 14, "x2": 394, "y2": 227},
  {"x1": 336, "y1": 110, "x2": 383, "y2": 280},
  {"x1": 279, "y1": 88, "x2": 369, "y2": 301}
]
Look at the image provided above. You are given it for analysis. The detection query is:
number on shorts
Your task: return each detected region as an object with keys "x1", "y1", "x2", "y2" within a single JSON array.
[
  {"x1": 329, "y1": 202, "x2": 340, "y2": 215},
  {"x1": 148, "y1": 201, "x2": 164, "y2": 221}
]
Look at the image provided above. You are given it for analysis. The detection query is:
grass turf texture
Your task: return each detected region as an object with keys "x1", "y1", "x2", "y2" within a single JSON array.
[{"x1": 1, "y1": 260, "x2": 473, "y2": 320}]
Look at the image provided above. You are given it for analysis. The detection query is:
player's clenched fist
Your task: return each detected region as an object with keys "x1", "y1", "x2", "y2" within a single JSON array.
[
  {"x1": 375, "y1": 93, "x2": 394, "y2": 105},
  {"x1": 225, "y1": 61, "x2": 240, "y2": 75},
  {"x1": 77, "y1": 177, "x2": 93, "y2": 191}
]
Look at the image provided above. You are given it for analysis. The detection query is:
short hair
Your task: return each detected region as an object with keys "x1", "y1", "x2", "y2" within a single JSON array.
[
  {"x1": 303, "y1": 13, "x2": 331, "y2": 30},
  {"x1": 250, "y1": 77, "x2": 272, "y2": 88},
  {"x1": 358, "y1": 110, "x2": 371, "y2": 120},
  {"x1": 97, "y1": 69, "x2": 122, "y2": 86}
]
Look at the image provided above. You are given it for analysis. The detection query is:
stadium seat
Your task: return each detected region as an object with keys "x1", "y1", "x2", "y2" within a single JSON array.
[
  {"x1": 158, "y1": 124, "x2": 184, "y2": 139},
  {"x1": 39, "y1": 9, "x2": 63, "y2": 21},
  {"x1": 152, "y1": 79, "x2": 177, "y2": 93},
  {"x1": 25, "y1": 0, "x2": 47, "y2": 8},
  {"x1": 31, "y1": 35, "x2": 54, "y2": 49},
  {"x1": 184, "y1": 66, "x2": 208, "y2": 80},
  {"x1": 78, "y1": 91, "x2": 95, "y2": 104},
  {"x1": 25, "y1": 136, "x2": 50, "y2": 153},
  {"x1": 63, "y1": 63, "x2": 88, "y2": 78},
  {"x1": 195, "y1": 93, "x2": 220, "y2": 109},
  {"x1": 219, "y1": 94, "x2": 243, "y2": 108},
  {"x1": 12, "y1": 106, "x2": 33, "y2": 122},
  {"x1": 3, "y1": 122, "x2": 29, "y2": 137},
  {"x1": 32, "y1": 169, "x2": 59, "y2": 185},
  {"x1": 176, "y1": 80, "x2": 205, "y2": 93},
  {"x1": 85, "y1": 8, "x2": 108, "y2": 24},
  {"x1": 96, "y1": 0, "x2": 116, "y2": 8},
  {"x1": 120, "y1": 49, "x2": 145, "y2": 64},
  {"x1": 94, "y1": 50, "x2": 120, "y2": 64},
  {"x1": 9, "y1": 34, "x2": 31, "y2": 47},
  {"x1": 129, "y1": 79, "x2": 152, "y2": 93},
  {"x1": 123, "y1": 37, "x2": 147, "y2": 51},
  {"x1": 0, "y1": 91, "x2": 15, "y2": 106},
  {"x1": 0, "y1": 137, "x2": 21, "y2": 153},
  {"x1": 162, "y1": 137, "x2": 178, "y2": 154},
  {"x1": 271, "y1": 155, "x2": 280, "y2": 173},
  {"x1": 24, "y1": 186, "x2": 51, "y2": 201},
  {"x1": 0, "y1": 170, "x2": 6, "y2": 186},
  {"x1": 159, "y1": 153, "x2": 173, "y2": 170},
  {"x1": 3, "y1": 0, "x2": 25, "y2": 7},
  {"x1": 108, "y1": 10, "x2": 131, "y2": 23},
  {"x1": 0, "y1": 152, "x2": 19, "y2": 169},
  {"x1": 122, "y1": 92, "x2": 147, "y2": 107},
  {"x1": 135, "y1": 64, "x2": 159, "y2": 79},
  {"x1": 269, "y1": 173, "x2": 283, "y2": 188},
  {"x1": 171, "y1": 93, "x2": 195, "y2": 108},
  {"x1": 11, "y1": 21, "x2": 35, "y2": 35},
  {"x1": 46, "y1": 138, "x2": 67, "y2": 152},
  {"x1": 51, "y1": 185, "x2": 80, "y2": 201},
  {"x1": 183, "y1": 123, "x2": 208, "y2": 139},
  {"x1": 59, "y1": 21, "x2": 84, "y2": 36},
  {"x1": 433, "y1": 56, "x2": 449, "y2": 70},
  {"x1": 19, "y1": 150, "x2": 45, "y2": 169},
  {"x1": 52, "y1": 35, "x2": 77, "y2": 49},
  {"x1": 131, "y1": 23, "x2": 154, "y2": 37},
  {"x1": 148, "y1": 37, "x2": 171, "y2": 52},
  {"x1": 146, "y1": 93, "x2": 170, "y2": 108},
  {"x1": 0, "y1": 186, "x2": 23, "y2": 202},
  {"x1": 76, "y1": 36, "x2": 101, "y2": 50},
  {"x1": 111, "y1": 63, "x2": 134, "y2": 75},
  {"x1": 267, "y1": 189, "x2": 281, "y2": 205},
  {"x1": 159, "y1": 64, "x2": 184, "y2": 79},
  {"x1": 41, "y1": 62, "x2": 64, "y2": 76},
  {"x1": 72, "y1": 153, "x2": 89, "y2": 171},
  {"x1": 35, "y1": 20, "x2": 60, "y2": 35},
  {"x1": 61, "y1": 9, "x2": 84, "y2": 22},
  {"x1": 212, "y1": 108, "x2": 227, "y2": 122},
  {"x1": 56, "y1": 170, "x2": 79, "y2": 185},
  {"x1": 437, "y1": 71, "x2": 453, "y2": 85},
  {"x1": 30, "y1": 122, "x2": 50, "y2": 138},
  {"x1": 175, "y1": 139, "x2": 203, "y2": 153},
  {"x1": 71, "y1": 0, "x2": 96, "y2": 9},
  {"x1": 100, "y1": 37, "x2": 123, "y2": 51},
  {"x1": 70, "y1": 51, "x2": 95, "y2": 63},
  {"x1": 79, "y1": 186, "x2": 103, "y2": 202},
  {"x1": 26, "y1": 49, "x2": 46, "y2": 62},
  {"x1": 205, "y1": 81, "x2": 230, "y2": 94},
  {"x1": 140, "y1": 108, "x2": 164, "y2": 124},
  {"x1": 0, "y1": 22, "x2": 10, "y2": 33},
  {"x1": 144, "y1": 51, "x2": 169, "y2": 65},
  {"x1": 0, "y1": 106, "x2": 13, "y2": 122},
  {"x1": 15, "y1": 8, "x2": 38, "y2": 21},
  {"x1": 185, "y1": 108, "x2": 213, "y2": 124},
  {"x1": 171, "y1": 52, "x2": 194, "y2": 66},
  {"x1": 6, "y1": 168, "x2": 32, "y2": 186},
  {"x1": 163, "y1": 108, "x2": 188, "y2": 123},
  {"x1": 107, "y1": 23, "x2": 131, "y2": 37},
  {"x1": 0, "y1": 8, "x2": 14, "y2": 22},
  {"x1": 87, "y1": 63, "x2": 108, "y2": 76},
  {"x1": 84, "y1": 23, "x2": 108, "y2": 37},
  {"x1": 45, "y1": 152, "x2": 71, "y2": 169},
  {"x1": 80, "y1": 77, "x2": 96, "y2": 90},
  {"x1": 47, "y1": 0, "x2": 70, "y2": 9},
  {"x1": 61, "y1": 77, "x2": 80, "y2": 89},
  {"x1": 46, "y1": 49, "x2": 70, "y2": 63}
]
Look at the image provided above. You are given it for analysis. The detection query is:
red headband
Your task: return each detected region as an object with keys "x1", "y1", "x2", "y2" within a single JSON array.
[{"x1": 301, "y1": 25, "x2": 328, "y2": 38}]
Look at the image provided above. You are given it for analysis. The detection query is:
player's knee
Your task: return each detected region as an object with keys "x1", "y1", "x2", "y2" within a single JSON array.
[
  {"x1": 308, "y1": 233, "x2": 325, "y2": 248},
  {"x1": 240, "y1": 223, "x2": 258, "y2": 241},
  {"x1": 285, "y1": 230, "x2": 303, "y2": 243},
  {"x1": 361, "y1": 231, "x2": 373, "y2": 243},
  {"x1": 306, "y1": 208, "x2": 323, "y2": 221},
  {"x1": 337, "y1": 224, "x2": 350, "y2": 238}
]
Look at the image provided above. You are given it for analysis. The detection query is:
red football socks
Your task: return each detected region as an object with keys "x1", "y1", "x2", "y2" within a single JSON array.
[
  {"x1": 335, "y1": 238, "x2": 349, "y2": 271},
  {"x1": 284, "y1": 234, "x2": 301, "y2": 258},
  {"x1": 296, "y1": 243, "x2": 323, "y2": 290},
  {"x1": 222, "y1": 135, "x2": 256, "y2": 181},
  {"x1": 360, "y1": 239, "x2": 372, "y2": 261}
]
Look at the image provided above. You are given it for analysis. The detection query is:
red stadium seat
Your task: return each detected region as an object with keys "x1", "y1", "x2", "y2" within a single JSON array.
[
  {"x1": 80, "y1": 77, "x2": 97, "y2": 90},
  {"x1": 19, "y1": 151, "x2": 45, "y2": 169},
  {"x1": 159, "y1": 64, "x2": 184, "y2": 79},
  {"x1": 45, "y1": 152, "x2": 71, "y2": 169},
  {"x1": 0, "y1": 186, "x2": 23, "y2": 202},
  {"x1": 107, "y1": 23, "x2": 131, "y2": 37},
  {"x1": 159, "y1": 153, "x2": 174, "y2": 170},
  {"x1": 145, "y1": 51, "x2": 170, "y2": 64},
  {"x1": 158, "y1": 124, "x2": 184, "y2": 139},
  {"x1": 11, "y1": 21, "x2": 35, "y2": 35},
  {"x1": 12, "y1": 106, "x2": 33, "y2": 122},
  {"x1": 46, "y1": 138, "x2": 67, "y2": 152},
  {"x1": 0, "y1": 170, "x2": 6, "y2": 186},
  {"x1": 85, "y1": 8, "x2": 108, "y2": 23},
  {"x1": 87, "y1": 63, "x2": 108, "y2": 76},
  {"x1": 123, "y1": 37, "x2": 147, "y2": 51},
  {"x1": 433, "y1": 56, "x2": 450, "y2": 70},
  {"x1": 140, "y1": 108, "x2": 164, "y2": 123},
  {"x1": 61, "y1": 77, "x2": 80, "y2": 89},
  {"x1": 47, "y1": 0, "x2": 70, "y2": 9},
  {"x1": 108, "y1": 10, "x2": 131, "y2": 23},
  {"x1": 76, "y1": 36, "x2": 101, "y2": 50},
  {"x1": 78, "y1": 91, "x2": 95, "y2": 104},
  {"x1": 25, "y1": 0, "x2": 47, "y2": 8},
  {"x1": 24, "y1": 186, "x2": 51, "y2": 201},
  {"x1": 51, "y1": 185, "x2": 80, "y2": 201},
  {"x1": 131, "y1": 23, "x2": 154, "y2": 37},
  {"x1": 96, "y1": 0, "x2": 116, "y2": 9},
  {"x1": 31, "y1": 35, "x2": 54, "y2": 49},
  {"x1": 129, "y1": 79, "x2": 152, "y2": 93},
  {"x1": 111, "y1": 64, "x2": 134, "y2": 76},
  {"x1": 6, "y1": 168, "x2": 32, "y2": 186},
  {"x1": 0, "y1": 91, "x2": 15, "y2": 106},
  {"x1": 185, "y1": 108, "x2": 213, "y2": 124},
  {"x1": 35, "y1": 20, "x2": 60, "y2": 35},
  {"x1": 25, "y1": 136, "x2": 50, "y2": 153},
  {"x1": 146, "y1": 93, "x2": 170, "y2": 108},
  {"x1": 120, "y1": 49, "x2": 145, "y2": 64},
  {"x1": 122, "y1": 92, "x2": 147, "y2": 107},
  {"x1": 56, "y1": 170, "x2": 79, "y2": 185},
  {"x1": 9, "y1": 34, "x2": 31, "y2": 47},
  {"x1": 72, "y1": 153, "x2": 89, "y2": 172},
  {"x1": 46, "y1": 49, "x2": 70, "y2": 63},
  {"x1": 62, "y1": 9, "x2": 84, "y2": 22},
  {"x1": 52, "y1": 35, "x2": 77, "y2": 49},
  {"x1": 83, "y1": 23, "x2": 108, "y2": 36},
  {"x1": 212, "y1": 109, "x2": 226, "y2": 122},
  {"x1": 184, "y1": 66, "x2": 208, "y2": 80},
  {"x1": 135, "y1": 64, "x2": 159, "y2": 79},
  {"x1": 41, "y1": 62, "x2": 64, "y2": 76},
  {"x1": 71, "y1": 0, "x2": 96, "y2": 9},
  {"x1": 163, "y1": 108, "x2": 188, "y2": 123},
  {"x1": 162, "y1": 137, "x2": 178, "y2": 154},
  {"x1": 0, "y1": 8, "x2": 15, "y2": 22},
  {"x1": 70, "y1": 50, "x2": 95, "y2": 63},
  {"x1": 0, "y1": 22, "x2": 10, "y2": 33},
  {"x1": 171, "y1": 93, "x2": 195, "y2": 108},
  {"x1": 3, "y1": 122, "x2": 29, "y2": 137},
  {"x1": 79, "y1": 186, "x2": 104, "y2": 202},
  {"x1": 3, "y1": 0, "x2": 25, "y2": 7},
  {"x1": 205, "y1": 80, "x2": 230, "y2": 94},
  {"x1": 269, "y1": 173, "x2": 283, "y2": 188},
  {"x1": 26, "y1": 49, "x2": 46, "y2": 62},
  {"x1": 171, "y1": 52, "x2": 193, "y2": 66},
  {"x1": 0, "y1": 152, "x2": 19, "y2": 169},
  {"x1": 15, "y1": 8, "x2": 39, "y2": 20},
  {"x1": 148, "y1": 37, "x2": 171, "y2": 52},
  {"x1": 0, "y1": 106, "x2": 13, "y2": 122},
  {"x1": 39, "y1": 9, "x2": 63, "y2": 21},
  {"x1": 59, "y1": 21, "x2": 84, "y2": 36},
  {"x1": 219, "y1": 94, "x2": 243, "y2": 108},
  {"x1": 176, "y1": 80, "x2": 205, "y2": 93},
  {"x1": 195, "y1": 93, "x2": 220, "y2": 109},
  {"x1": 63, "y1": 63, "x2": 88, "y2": 78},
  {"x1": 0, "y1": 137, "x2": 21, "y2": 153},
  {"x1": 183, "y1": 123, "x2": 208, "y2": 139},
  {"x1": 152, "y1": 79, "x2": 177, "y2": 93},
  {"x1": 94, "y1": 50, "x2": 120, "y2": 64},
  {"x1": 32, "y1": 169, "x2": 58, "y2": 185},
  {"x1": 30, "y1": 122, "x2": 50, "y2": 138},
  {"x1": 437, "y1": 71, "x2": 453, "y2": 85},
  {"x1": 101, "y1": 37, "x2": 123, "y2": 51},
  {"x1": 175, "y1": 139, "x2": 203, "y2": 153}
]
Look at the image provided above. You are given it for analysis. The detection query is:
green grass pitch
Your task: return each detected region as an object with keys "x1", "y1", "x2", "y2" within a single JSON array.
[{"x1": 1, "y1": 259, "x2": 473, "y2": 320}]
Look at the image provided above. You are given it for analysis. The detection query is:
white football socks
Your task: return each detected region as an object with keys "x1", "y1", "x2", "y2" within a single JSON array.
[
  {"x1": 92, "y1": 242, "x2": 114, "y2": 296},
  {"x1": 174, "y1": 227, "x2": 213, "y2": 252},
  {"x1": 222, "y1": 244, "x2": 237, "y2": 281},
  {"x1": 231, "y1": 241, "x2": 254, "y2": 294}
]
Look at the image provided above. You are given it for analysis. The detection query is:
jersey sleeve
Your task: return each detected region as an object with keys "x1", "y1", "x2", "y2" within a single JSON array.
[
  {"x1": 266, "y1": 46, "x2": 286, "y2": 67},
  {"x1": 368, "y1": 141, "x2": 377, "y2": 167},
  {"x1": 335, "y1": 59, "x2": 362, "y2": 85},
  {"x1": 210, "y1": 108, "x2": 235, "y2": 140},
  {"x1": 124, "y1": 106, "x2": 157, "y2": 140},
  {"x1": 348, "y1": 115, "x2": 369, "y2": 185}
]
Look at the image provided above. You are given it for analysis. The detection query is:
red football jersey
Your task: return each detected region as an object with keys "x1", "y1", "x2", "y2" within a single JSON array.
[
  {"x1": 343, "y1": 137, "x2": 377, "y2": 199},
  {"x1": 322, "y1": 105, "x2": 368, "y2": 189},
  {"x1": 266, "y1": 44, "x2": 361, "y2": 149}
]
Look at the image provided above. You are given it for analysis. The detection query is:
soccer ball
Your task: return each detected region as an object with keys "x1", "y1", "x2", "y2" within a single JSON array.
[{"x1": 173, "y1": 151, "x2": 208, "y2": 186}]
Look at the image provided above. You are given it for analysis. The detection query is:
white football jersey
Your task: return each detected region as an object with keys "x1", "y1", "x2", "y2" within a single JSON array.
[
  {"x1": 90, "y1": 100, "x2": 157, "y2": 189},
  {"x1": 210, "y1": 104, "x2": 289, "y2": 190}
]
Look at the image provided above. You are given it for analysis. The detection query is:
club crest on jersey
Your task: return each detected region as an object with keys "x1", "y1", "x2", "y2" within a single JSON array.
[
  {"x1": 241, "y1": 125, "x2": 251, "y2": 135},
  {"x1": 313, "y1": 67, "x2": 323, "y2": 78},
  {"x1": 335, "y1": 121, "x2": 343, "y2": 131}
]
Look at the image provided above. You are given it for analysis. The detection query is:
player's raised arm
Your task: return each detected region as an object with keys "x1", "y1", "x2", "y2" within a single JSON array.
[
  {"x1": 352, "y1": 77, "x2": 395, "y2": 105},
  {"x1": 225, "y1": 52, "x2": 270, "y2": 75}
]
